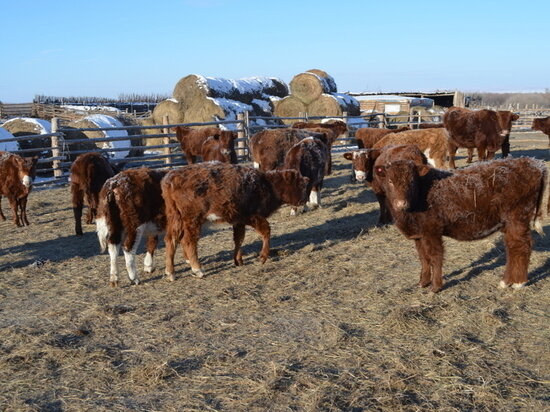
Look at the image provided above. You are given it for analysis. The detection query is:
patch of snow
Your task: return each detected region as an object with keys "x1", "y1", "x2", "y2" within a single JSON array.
[
  {"x1": 2, "y1": 117, "x2": 51, "y2": 134},
  {"x1": 84, "y1": 115, "x2": 130, "y2": 159},
  {"x1": 61, "y1": 105, "x2": 121, "y2": 114},
  {"x1": 0, "y1": 128, "x2": 19, "y2": 152}
]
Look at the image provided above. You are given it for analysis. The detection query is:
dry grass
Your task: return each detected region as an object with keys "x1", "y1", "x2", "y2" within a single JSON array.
[{"x1": 1, "y1": 132, "x2": 549, "y2": 411}]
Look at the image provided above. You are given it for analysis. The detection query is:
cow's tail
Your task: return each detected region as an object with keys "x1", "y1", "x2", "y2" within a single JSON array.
[
  {"x1": 96, "y1": 187, "x2": 122, "y2": 252},
  {"x1": 533, "y1": 165, "x2": 548, "y2": 235}
]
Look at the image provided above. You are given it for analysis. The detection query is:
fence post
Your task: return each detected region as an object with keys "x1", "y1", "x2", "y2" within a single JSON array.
[
  {"x1": 50, "y1": 117, "x2": 63, "y2": 178},
  {"x1": 162, "y1": 115, "x2": 172, "y2": 167},
  {"x1": 341, "y1": 111, "x2": 349, "y2": 144},
  {"x1": 237, "y1": 112, "x2": 247, "y2": 160}
]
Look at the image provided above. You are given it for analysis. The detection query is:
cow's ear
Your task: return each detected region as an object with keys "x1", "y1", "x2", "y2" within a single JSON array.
[
  {"x1": 368, "y1": 149, "x2": 381, "y2": 162},
  {"x1": 343, "y1": 152, "x2": 353, "y2": 161},
  {"x1": 374, "y1": 165, "x2": 386, "y2": 177},
  {"x1": 512, "y1": 113, "x2": 520, "y2": 121}
]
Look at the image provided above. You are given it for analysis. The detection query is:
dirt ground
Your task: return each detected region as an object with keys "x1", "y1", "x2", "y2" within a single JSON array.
[{"x1": 1, "y1": 132, "x2": 549, "y2": 411}]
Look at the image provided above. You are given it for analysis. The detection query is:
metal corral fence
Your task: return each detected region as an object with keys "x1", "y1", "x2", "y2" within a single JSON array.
[{"x1": 0, "y1": 109, "x2": 482, "y2": 188}]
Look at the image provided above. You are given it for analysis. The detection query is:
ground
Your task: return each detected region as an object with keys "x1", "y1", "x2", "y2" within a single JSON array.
[{"x1": 1, "y1": 132, "x2": 549, "y2": 411}]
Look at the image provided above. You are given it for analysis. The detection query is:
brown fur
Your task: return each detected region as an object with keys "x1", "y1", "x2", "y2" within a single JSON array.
[
  {"x1": 292, "y1": 120, "x2": 348, "y2": 145},
  {"x1": 373, "y1": 145, "x2": 547, "y2": 292},
  {"x1": 283, "y1": 137, "x2": 329, "y2": 213},
  {"x1": 249, "y1": 128, "x2": 330, "y2": 173},
  {"x1": 162, "y1": 162, "x2": 310, "y2": 279},
  {"x1": 531, "y1": 117, "x2": 550, "y2": 147},
  {"x1": 373, "y1": 128, "x2": 449, "y2": 168},
  {"x1": 200, "y1": 131, "x2": 238, "y2": 163},
  {"x1": 466, "y1": 111, "x2": 520, "y2": 161},
  {"x1": 70, "y1": 152, "x2": 118, "y2": 236},
  {"x1": 175, "y1": 126, "x2": 237, "y2": 164},
  {"x1": 0, "y1": 151, "x2": 38, "y2": 226},
  {"x1": 96, "y1": 168, "x2": 167, "y2": 287},
  {"x1": 417, "y1": 123, "x2": 444, "y2": 129},
  {"x1": 354, "y1": 126, "x2": 410, "y2": 149},
  {"x1": 443, "y1": 107, "x2": 504, "y2": 168}
]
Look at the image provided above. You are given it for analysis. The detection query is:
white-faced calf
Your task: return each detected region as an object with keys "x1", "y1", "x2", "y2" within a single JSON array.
[
  {"x1": 374, "y1": 145, "x2": 547, "y2": 292},
  {"x1": 96, "y1": 168, "x2": 166, "y2": 286},
  {"x1": 161, "y1": 162, "x2": 309, "y2": 279}
]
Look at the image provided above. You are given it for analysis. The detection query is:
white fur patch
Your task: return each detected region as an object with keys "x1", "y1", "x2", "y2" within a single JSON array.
[
  {"x1": 355, "y1": 170, "x2": 366, "y2": 181},
  {"x1": 253, "y1": 162, "x2": 260, "y2": 169},
  {"x1": 499, "y1": 280, "x2": 508, "y2": 289},
  {"x1": 207, "y1": 213, "x2": 222, "y2": 222},
  {"x1": 22, "y1": 175, "x2": 32, "y2": 187},
  {"x1": 96, "y1": 217, "x2": 109, "y2": 252},
  {"x1": 424, "y1": 149, "x2": 436, "y2": 167},
  {"x1": 512, "y1": 282, "x2": 526, "y2": 290},
  {"x1": 144, "y1": 251, "x2": 153, "y2": 273},
  {"x1": 309, "y1": 190, "x2": 319, "y2": 205}
]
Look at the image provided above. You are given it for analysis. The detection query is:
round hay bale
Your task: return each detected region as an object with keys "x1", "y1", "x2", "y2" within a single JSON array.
[
  {"x1": 306, "y1": 69, "x2": 337, "y2": 93},
  {"x1": 0, "y1": 127, "x2": 19, "y2": 152},
  {"x1": 289, "y1": 72, "x2": 334, "y2": 105},
  {"x1": 273, "y1": 96, "x2": 308, "y2": 125},
  {"x1": 307, "y1": 94, "x2": 345, "y2": 117},
  {"x1": 152, "y1": 99, "x2": 185, "y2": 125},
  {"x1": 1, "y1": 117, "x2": 52, "y2": 155},
  {"x1": 65, "y1": 115, "x2": 131, "y2": 160},
  {"x1": 136, "y1": 117, "x2": 165, "y2": 148}
]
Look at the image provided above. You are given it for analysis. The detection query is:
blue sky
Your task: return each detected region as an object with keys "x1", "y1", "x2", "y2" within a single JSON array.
[{"x1": 1, "y1": 0, "x2": 548, "y2": 102}]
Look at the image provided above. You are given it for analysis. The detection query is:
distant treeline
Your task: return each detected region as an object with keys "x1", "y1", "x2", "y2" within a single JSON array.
[
  {"x1": 469, "y1": 91, "x2": 550, "y2": 108},
  {"x1": 33, "y1": 93, "x2": 170, "y2": 113}
]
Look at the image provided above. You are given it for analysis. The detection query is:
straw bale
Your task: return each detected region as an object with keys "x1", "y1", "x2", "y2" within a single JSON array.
[
  {"x1": 306, "y1": 69, "x2": 337, "y2": 93},
  {"x1": 1, "y1": 117, "x2": 52, "y2": 154},
  {"x1": 307, "y1": 94, "x2": 345, "y2": 117},
  {"x1": 152, "y1": 99, "x2": 185, "y2": 125},
  {"x1": 289, "y1": 72, "x2": 333, "y2": 105},
  {"x1": 273, "y1": 95, "x2": 308, "y2": 125},
  {"x1": 137, "y1": 117, "x2": 165, "y2": 147}
]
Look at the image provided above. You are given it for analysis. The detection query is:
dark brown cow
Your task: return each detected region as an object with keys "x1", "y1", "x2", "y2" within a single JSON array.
[
  {"x1": 283, "y1": 136, "x2": 329, "y2": 214},
  {"x1": 200, "y1": 131, "x2": 238, "y2": 163},
  {"x1": 466, "y1": 111, "x2": 520, "y2": 162},
  {"x1": 249, "y1": 128, "x2": 329, "y2": 172},
  {"x1": 162, "y1": 162, "x2": 309, "y2": 279},
  {"x1": 354, "y1": 126, "x2": 410, "y2": 149},
  {"x1": 373, "y1": 145, "x2": 547, "y2": 292},
  {"x1": 343, "y1": 145, "x2": 430, "y2": 226},
  {"x1": 0, "y1": 151, "x2": 38, "y2": 226},
  {"x1": 292, "y1": 120, "x2": 348, "y2": 145},
  {"x1": 96, "y1": 168, "x2": 167, "y2": 286},
  {"x1": 531, "y1": 116, "x2": 550, "y2": 147},
  {"x1": 70, "y1": 152, "x2": 118, "y2": 236},
  {"x1": 443, "y1": 107, "x2": 505, "y2": 168},
  {"x1": 175, "y1": 126, "x2": 237, "y2": 164}
]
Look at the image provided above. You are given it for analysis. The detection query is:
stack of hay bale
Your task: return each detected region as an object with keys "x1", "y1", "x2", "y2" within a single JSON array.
[
  {"x1": 151, "y1": 75, "x2": 289, "y2": 128},
  {"x1": 1, "y1": 117, "x2": 52, "y2": 155},
  {"x1": 274, "y1": 69, "x2": 360, "y2": 124}
]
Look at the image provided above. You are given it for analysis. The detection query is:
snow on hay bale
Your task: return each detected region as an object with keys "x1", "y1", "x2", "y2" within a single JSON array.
[
  {"x1": 1, "y1": 117, "x2": 52, "y2": 154},
  {"x1": 289, "y1": 71, "x2": 336, "y2": 105},
  {"x1": 152, "y1": 98, "x2": 185, "y2": 125},
  {"x1": 65, "y1": 115, "x2": 131, "y2": 159},
  {"x1": 184, "y1": 98, "x2": 253, "y2": 129},
  {"x1": 0, "y1": 128, "x2": 19, "y2": 152},
  {"x1": 172, "y1": 75, "x2": 288, "y2": 108}
]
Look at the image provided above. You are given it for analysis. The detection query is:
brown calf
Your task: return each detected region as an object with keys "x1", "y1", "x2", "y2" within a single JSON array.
[
  {"x1": 175, "y1": 126, "x2": 237, "y2": 164},
  {"x1": 354, "y1": 126, "x2": 410, "y2": 149},
  {"x1": 70, "y1": 152, "x2": 118, "y2": 236},
  {"x1": 443, "y1": 107, "x2": 505, "y2": 168},
  {"x1": 374, "y1": 145, "x2": 547, "y2": 292},
  {"x1": 466, "y1": 111, "x2": 520, "y2": 162},
  {"x1": 0, "y1": 151, "x2": 38, "y2": 226},
  {"x1": 283, "y1": 136, "x2": 329, "y2": 214},
  {"x1": 200, "y1": 131, "x2": 238, "y2": 163},
  {"x1": 292, "y1": 120, "x2": 348, "y2": 145},
  {"x1": 96, "y1": 168, "x2": 167, "y2": 286},
  {"x1": 531, "y1": 117, "x2": 550, "y2": 148},
  {"x1": 162, "y1": 162, "x2": 309, "y2": 279}
]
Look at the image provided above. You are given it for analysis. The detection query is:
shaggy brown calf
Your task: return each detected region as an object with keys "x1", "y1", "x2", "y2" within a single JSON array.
[
  {"x1": 70, "y1": 152, "x2": 118, "y2": 236},
  {"x1": 292, "y1": 120, "x2": 348, "y2": 145},
  {"x1": 175, "y1": 126, "x2": 237, "y2": 164},
  {"x1": 443, "y1": 107, "x2": 505, "y2": 168},
  {"x1": 249, "y1": 128, "x2": 329, "y2": 172},
  {"x1": 373, "y1": 127, "x2": 449, "y2": 168},
  {"x1": 531, "y1": 116, "x2": 550, "y2": 147},
  {"x1": 0, "y1": 151, "x2": 38, "y2": 226},
  {"x1": 200, "y1": 131, "x2": 238, "y2": 163},
  {"x1": 283, "y1": 136, "x2": 329, "y2": 214},
  {"x1": 162, "y1": 162, "x2": 309, "y2": 279},
  {"x1": 373, "y1": 145, "x2": 547, "y2": 292},
  {"x1": 96, "y1": 168, "x2": 167, "y2": 286},
  {"x1": 354, "y1": 126, "x2": 410, "y2": 149},
  {"x1": 343, "y1": 145, "x2": 431, "y2": 225},
  {"x1": 466, "y1": 110, "x2": 520, "y2": 162}
]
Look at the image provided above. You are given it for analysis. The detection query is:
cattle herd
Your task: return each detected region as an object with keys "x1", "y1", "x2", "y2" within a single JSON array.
[{"x1": 1, "y1": 108, "x2": 550, "y2": 292}]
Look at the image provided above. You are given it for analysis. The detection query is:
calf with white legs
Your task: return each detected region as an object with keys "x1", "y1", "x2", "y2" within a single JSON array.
[{"x1": 96, "y1": 168, "x2": 166, "y2": 286}]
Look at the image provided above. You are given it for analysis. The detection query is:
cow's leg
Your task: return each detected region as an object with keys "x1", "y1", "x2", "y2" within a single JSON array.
[
  {"x1": 19, "y1": 196, "x2": 29, "y2": 226},
  {"x1": 307, "y1": 186, "x2": 320, "y2": 210},
  {"x1": 123, "y1": 225, "x2": 144, "y2": 285},
  {"x1": 143, "y1": 235, "x2": 158, "y2": 274},
  {"x1": 447, "y1": 141, "x2": 458, "y2": 169},
  {"x1": 415, "y1": 239, "x2": 432, "y2": 288},
  {"x1": 164, "y1": 230, "x2": 178, "y2": 282},
  {"x1": 72, "y1": 185, "x2": 84, "y2": 235},
  {"x1": 8, "y1": 197, "x2": 21, "y2": 227},
  {"x1": 376, "y1": 193, "x2": 392, "y2": 225},
  {"x1": 182, "y1": 223, "x2": 204, "y2": 278},
  {"x1": 502, "y1": 219, "x2": 532, "y2": 289},
  {"x1": 0, "y1": 196, "x2": 5, "y2": 221},
  {"x1": 501, "y1": 136, "x2": 510, "y2": 158},
  {"x1": 423, "y1": 235, "x2": 444, "y2": 292},
  {"x1": 88, "y1": 191, "x2": 100, "y2": 224},
  {"x1": 249, "y1": 216, "x2": 271, "y2": 264},
  {"x1": 232, "y1": 223, "x2": 246, "y2": 266},
  {"x1": 466, "y1": 148, "x2": 474, "y2": 163},
  {"x1": 108, "y1": 243, "x2": 121, "y2": 287},
  {"x1": 477, "y1": 146, "x2": 487, "y2": 161}
]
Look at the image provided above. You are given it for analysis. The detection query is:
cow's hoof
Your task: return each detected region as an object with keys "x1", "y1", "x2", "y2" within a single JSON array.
[
  {"x1": 191, "y1": 268, "x2": 205, "y2": 278},
  {"x1": 109, "y1": 280, "x2": 119, "y2": 288},
  {"x1": 512, "y1": 282, "x2": 526, "y2": 290},
  {"x1": 499, "y1": 280, "x2": 509, "y2": 289},
  {"x1": 165, "y1": 273, "x2": 175, "y2": 282}
]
